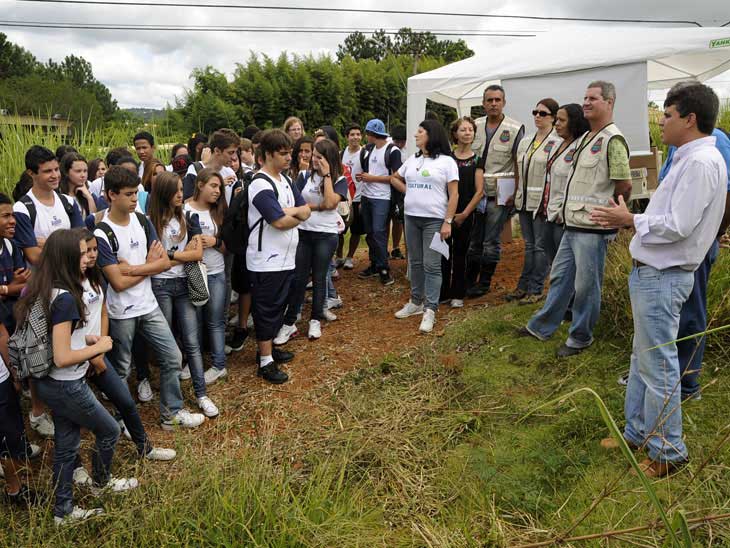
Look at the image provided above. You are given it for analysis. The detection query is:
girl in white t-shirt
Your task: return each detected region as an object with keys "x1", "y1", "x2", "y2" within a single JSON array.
[
  {"x1": 184, "y1": 168, "x2": 228, "y2": 385},
  {"x1": 391, "y1": 120, "x2": 459, "y2": 334},
  {"x1": 277, "y1": 139, "x2": 348, "y2": 341},
  {"x1": 151, "y1": 172, "x2": 218, "y2": 418},
  {"x1": 21, "y1": 229, "x2": 137, "y2": 524},
  {"x1": 60, "y1": 152, "x2": 101, "y2": 217}
]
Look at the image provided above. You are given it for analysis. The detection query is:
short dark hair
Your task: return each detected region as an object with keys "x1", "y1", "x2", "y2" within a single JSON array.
[
  {"x1": 117, "y1": 156, "x2": 138, "y2": 170},
  {"x1": 55, "y1": 145, "x2": 77, "y2": 161},
  {"x1": 209, "y1": 128, "x2": 241, "y2": 152},
  {"x1": 25, "y1": 145, "x2": 56, "y2": 173},
  {"x1": 391, "y1": 124, "x2": 407, "y2": 141},
  {"x1": 171, "y1": 143, "x2": 187, "y2": 160},
  {"x1": 240, "y1": 138, "x2": 253, "y2": 152},
  {"x1": 0, "y1": 193, "x2": 12, "y2": 207},
  {"x1": 251, "y1": 130, "x2": 264, "y2": 145},
  {"x1": 665, "y1": 81, "x2": 719, "y2": 135},
  {"x1": 106, "y1": 147, "x2": 131, "y2": 166},
  {"x1": 345, "y1": 123, "x2": 362, "y2": 136},
  {"x1": 133, "y1": 131, "x2": 155, "y2": 147},
  {"x1": 484, "y1": 84, "x2": 505, "y2": 99},
  {"x1": 242, "y1": 125, "x2": 261, "y2": 140},
  {"x1": 559, "y1": 103, "x2": 590, "y2": 140},
  {"x1": 259, "y1": 129, "x2": 292, "y2": 160},
  {"x1": 105, "y1": 165, "x2": 140, "y2": 195},
  {"x1": 417, "y1": 120, "x2": 452, "y2": 159}
]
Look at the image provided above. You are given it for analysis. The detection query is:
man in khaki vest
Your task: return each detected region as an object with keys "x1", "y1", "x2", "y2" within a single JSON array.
[
  {"x1": 465, "y1": 85, "x2": 525, "y2": 297},
  {"x1": 520, "y1": 81, "x2": 632, "y2": 357}
]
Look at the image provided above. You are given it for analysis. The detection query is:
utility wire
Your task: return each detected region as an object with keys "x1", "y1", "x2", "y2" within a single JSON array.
[
  {"x1": 0, "y1": 21, "x2": 536, "y2": 36},
  {"x1": 15, "y1": 0, "x2": 704, "y2": 27}
]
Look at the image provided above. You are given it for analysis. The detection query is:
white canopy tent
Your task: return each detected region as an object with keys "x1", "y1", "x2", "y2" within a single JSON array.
[{"x1": 406, "y1": 27, "x2": 730, "y2": 155}]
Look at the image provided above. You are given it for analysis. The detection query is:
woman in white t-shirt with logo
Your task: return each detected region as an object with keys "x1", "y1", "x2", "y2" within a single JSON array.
[
  {"x1": 276, "y1": 139, "x2": 349, "y2": 341},
  {"x1": 184, "y1": 168, "x2": 228, "y2": 385},
  {"x1": 391, "y1": 120, "x2": 459, "y2": 333}
]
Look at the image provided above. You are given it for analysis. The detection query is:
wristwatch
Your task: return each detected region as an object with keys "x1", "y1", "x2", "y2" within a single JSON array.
[{"x1": 445, "y1": 217, "x2": 454, "y2": 225}]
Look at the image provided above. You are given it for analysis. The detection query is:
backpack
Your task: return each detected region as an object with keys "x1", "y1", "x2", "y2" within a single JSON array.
[
  {"x1": 20, "y1": 189, "x2": 75, "y2": 228},
  {"x1": 359, "y1": 142, "x2": 398, "y2": 174},
  {"x1": 94, "y1": 211, "x2": 152, "y2": 257},
  {"x1": 221, "y1": 172, "x2": 287, "y2": 255},
  {"x1": 8, "y1": 292, "x2": 61, "y2": 380},
  {"x1": 182, "y1": 161, "x2": 206, "y2": 199}
]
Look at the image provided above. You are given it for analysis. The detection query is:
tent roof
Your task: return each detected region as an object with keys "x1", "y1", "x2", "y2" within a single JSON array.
[{"x1": 408, "y1": 27, "x2": 730, "y2": 106}]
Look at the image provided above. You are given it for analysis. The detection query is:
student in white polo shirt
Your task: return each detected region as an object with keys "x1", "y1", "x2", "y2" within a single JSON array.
[
  {"x1": 95, "y1": 166, "x2": 205, "y2": 431},
  {"x1": 247, "y1": 129, "x2": 310, "y2": 385},
  {"x1": 12, "y1": 145, "x2": 85, "y2": 440}
]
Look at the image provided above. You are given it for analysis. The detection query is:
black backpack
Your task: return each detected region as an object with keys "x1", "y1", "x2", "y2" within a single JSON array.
[
  {"x1": 221, "y1": 172, "x2": 289, "y2": 255},
  {"x1": 94, "y1": 211, "x2": 152, "y2": 257},
  {"x1": 182, "y1": 161, "x2": 206, "y2": 200},
  {"x1": 359, "y1": 142, "x2": 398, "y2": 174},
  {"x1": 20, "y1": 189, "x2": 75, "y2": 228}
]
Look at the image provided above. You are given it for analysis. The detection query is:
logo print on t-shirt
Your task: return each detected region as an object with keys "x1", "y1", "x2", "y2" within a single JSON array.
[
  {"x1": 420, "y1": 169, "x2": 431, "y2": 177},
  {"x1": 499, "y1": 130, "x2": 511, "y2": 143},
  {"x1": 130, "y1": 239, "x2": 139, "y2": 249},
  {"x1": 51, "y1": 215, "x2": 62, "y2": 227},
  {"x1": 86, "y1": 290, "x2": 99, "y2": 305},
  {"x1": 591, "y1": 138, "x2": 603, "y2": 154}
]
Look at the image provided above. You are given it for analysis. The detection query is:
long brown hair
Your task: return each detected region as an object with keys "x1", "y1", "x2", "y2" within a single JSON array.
[
  {"x1": 60, "y1": 152, "x2": 93, "y2": 216},
  {"x1": 15, "y1": 228, "x2": 87, "y2": 326},
  {"x1": 149, "y1": 172, "x2": 186, "y2": 244},
  {"x1": 313, "y1": 138, "x2": 343, "y2": 184},
  {"x1": 192, "y1": 168, "x2": 227, "y2": 235},
  {"x1": 141, "y1": 158, "x2": 165, "y2": 192},
  {"x1": 82, "y1": 230, "x2": 104, "y2": 294}
]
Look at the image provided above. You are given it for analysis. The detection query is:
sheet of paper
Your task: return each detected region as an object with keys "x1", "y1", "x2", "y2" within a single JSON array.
[
  {"x1": 429, "y1": 231, "x2": 449, "y2": 260},
  {"x1": 497, "y1": 178, "x2": 516, "y2": 206}
]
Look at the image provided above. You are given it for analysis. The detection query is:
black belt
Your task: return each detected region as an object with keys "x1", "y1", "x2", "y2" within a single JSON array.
[{"x1": 633, "y1": 259, "x2": 648, "y2": 268}]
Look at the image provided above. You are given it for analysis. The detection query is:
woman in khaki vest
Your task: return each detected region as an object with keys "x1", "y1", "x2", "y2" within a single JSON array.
[{"x1": 507, "y1": 98, "x2": 559, "y2": 304}]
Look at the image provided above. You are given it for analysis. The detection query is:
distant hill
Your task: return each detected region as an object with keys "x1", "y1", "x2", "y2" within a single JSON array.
[{"x1": 123, "y1": 108, "x2": 166, "y2": 121}]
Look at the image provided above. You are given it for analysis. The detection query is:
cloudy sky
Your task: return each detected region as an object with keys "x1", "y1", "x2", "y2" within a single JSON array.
[{"x1": 4, "y1": 0, "x2": 730, "y2": 108}]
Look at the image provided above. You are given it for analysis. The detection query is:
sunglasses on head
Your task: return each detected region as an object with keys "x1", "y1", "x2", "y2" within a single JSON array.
[{"x1": 532, "y1": 110, "x2": 552, "y2": 118}]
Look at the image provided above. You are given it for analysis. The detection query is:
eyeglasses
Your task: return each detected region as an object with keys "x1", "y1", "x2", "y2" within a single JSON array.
[{"x1": 532, "y1": 110, "x2": 552, "y2": 118}]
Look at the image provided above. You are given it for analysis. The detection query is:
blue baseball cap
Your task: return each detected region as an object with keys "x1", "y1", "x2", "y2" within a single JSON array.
[{"x1": 365, "y1": 119, "x2": 388, "y2": 137}]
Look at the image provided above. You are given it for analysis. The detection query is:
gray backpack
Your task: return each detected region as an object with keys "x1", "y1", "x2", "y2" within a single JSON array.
[{"x1": 8, "y1": 296, "x2": 56, "y2": 380}]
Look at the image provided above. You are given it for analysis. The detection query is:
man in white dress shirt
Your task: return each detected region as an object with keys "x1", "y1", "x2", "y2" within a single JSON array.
[{"x1": 591, "y1": 81, "x2": 727, "y2": 477}]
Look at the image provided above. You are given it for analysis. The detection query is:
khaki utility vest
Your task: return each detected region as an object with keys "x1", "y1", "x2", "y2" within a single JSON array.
[
  {"x1": 514, "y1": 129, "x2": 562, "y2": 212},
  {"x1": 473, "y1": 115, "x2": 524, "y2": 197},
  {"x1": 544, "y1": 139, "x2": 579, "y2": 223},
  {"x1": 563, "y1": 123, "x2": 628, "y2": 230}
]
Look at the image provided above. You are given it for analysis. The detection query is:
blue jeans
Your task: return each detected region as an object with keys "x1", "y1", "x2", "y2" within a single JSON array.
[
  {"x1": 284, "y1": 230, "x2": 338, "y2": 324},
  {"x1": 326, "y1": 259, "x2": 338, "y2": 300},
  {"x1": 517, "y1": 211, "x2": 548, "y2": 295},
  {"x1": 107, "y1": 307, "x2": 183, "y2": 420},
  {"x1": 467, "y1": 199, "x2": 511, "y2": 266},
  {"x1": 677, "y1": 239, "x2": 719, "y2": 398},
  {"x1": 539, "y1": 217, "x2": 565, "y2": 265},
  {"x1": 360, "y1": 196, "x2": 390, "y2": 271},
  {"x1": 405, "y1": 215, "x2": 443, "y2": 311},
  {"x1": 89, "y1": 359, "x2": 151, "y2": 456},
  {"x1": 197, "y1": 271, "x2": 227, "y2": 371},
  {"x1": 527, "y1": 231, "x2": 609, "y2": 349},
  {"x1": 623, "y1": 265, "x2": 694, "y2": 463},
  {"x1": 36, "y1": 377, "x2": 120, "y2": 518},
  {"x1": 152, "y1": 277, "x2": 207, "y2": 398}
]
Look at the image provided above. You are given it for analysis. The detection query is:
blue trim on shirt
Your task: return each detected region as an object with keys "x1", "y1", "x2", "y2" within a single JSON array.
[
  {"x1": 252, "y1": 190, "x2": 286, "y2": 224},
  {"x1": 660, "y1": 129, "x2": 730, "y2": 191},
  {"x1": 50, "y1": 292, "x2": 80, "y2": 327}
]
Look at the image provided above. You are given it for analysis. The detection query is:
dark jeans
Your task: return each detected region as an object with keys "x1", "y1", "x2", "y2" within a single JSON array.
[
  {"x1": 539, "y1": 217, "x2": 565, "y2": 265},
  {"x1": 36, "y1": 377, "x2": 120, "y2": 518},
  {"x1": 517, "y1": 210, "x2": 548, "y2": 295},
  {"x1": 677, "y1": 239, "x2": 719, "y2": 398},
  {"x1": 467, "y1": 199, "x2": 511, "y2": 267},
  {"x1": 90, "y1": 360, "x2": 151, "y2": 456},
  {"x1": 360, "y1": 196, "x2": 390, "y2": 271},
  {"x1": 284, "y1": 230, "x2": 338, "y2": 324},
  {"x1": 441, "y1": 216, "x2": 473, "y2": 300}
]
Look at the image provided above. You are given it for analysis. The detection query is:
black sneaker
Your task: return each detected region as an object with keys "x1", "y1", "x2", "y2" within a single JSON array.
[
  {"x1": 257, "y1": 362, "x2": 289, "y2": 384},
  {"x1": 390, "y1": 248, "x2": 404, "y2": 259},
  {"x1": 357, "y1": 266, "x2": 378, "y2": 279},
  {"x1": 6, "y1": 485, "x2": 41, "y2": 506},
  {"x1": 256, "y1": 348, "x2": 294, "y2": 364},
  {"x1": 465, "y1": 284, "x2": 488, "y2": 298},
  {"x1": 380, "y1": 270, "x2": 394, "y2": 286},
  {"x1": 225, "y1": 328, "x2": 248, "y2": 353}
]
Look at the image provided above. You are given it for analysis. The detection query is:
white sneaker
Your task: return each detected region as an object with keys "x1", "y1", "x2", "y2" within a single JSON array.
[
  {"x1": 450, "y1": 299, "x2": 464, "y2": 308},
  {"x1": 228, "y1": 313, "x2": 239, "y2": 326},
  {"x1": 308, "y1": 320, "x2": 322, "y2": 340},
  {"x1": 73, "y1": 466, "x2": 93, "y2": 487},
  {"x1": 343, "y1": 258, "x2": 354, "y2": 270},
  {"x1": 54, "y1": 506, "x2": 103, "y2": 526},
  {"x1": 326, "y1": 297, "x2": 343, "y2": 309},
  {"x1": 137, "y1": 379, "x2": 153, "y2": 402},
  {"x1": 91, "y1": 476, "x2": 139, "y2": 495},
  {"x1": 274, "y1": 324, "x2": 298, "y2": 345},
  {"x1": 179, "y1": 365, "x2": 191, "y2": 380},
  {"x1": 197, "y1": 396, "x2": 219, "y2": 418},
  {"x1": 204, "y1": 367, "x2": 228, "y2": 385},
  {"x1": 331, "y1": 269, "x2": 340, "y2": 280},
  {"x1": 117, "y1": 420, "x2": 132, "y2": 441},
  {"x1": 161, "y1": 409, "x2": 205, "y2": 431},
  {"x1": 144, "y1": 447, "x2": 177, "y2": 461},
  {"x1": 322, "y1": 309, "x2": 337, "y2": 322},
  {"x1": 28, "y1": 443, "x2": 41, "y2": 459},
  {"x1": 0, "y1": 464, "x2": 3, "y2": 478},
  {"x1": 306, "y1": 280, "x2": 313, "y2": 290},
  {"x1": 29, "y1": 411, "x2": 54, "y2": 438},
  {"x1": 395, "y1": 301, "x2": 424, "y2": 319},
  {"x1": 247, "y1": 314, "x2": 254, "y2": 329},
  {"x1": 419, "y1": 309, "x2": 436, "y2": 333},
  {"x1": 231, "y1": 290, "x2": 239, "y2": 304}
]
